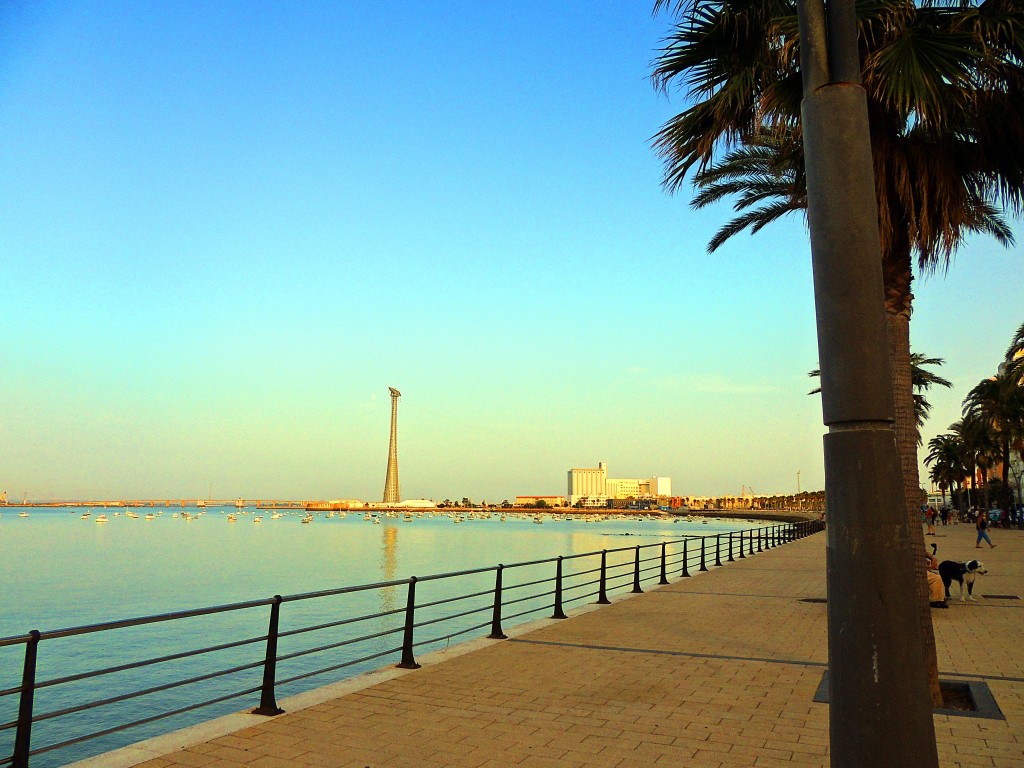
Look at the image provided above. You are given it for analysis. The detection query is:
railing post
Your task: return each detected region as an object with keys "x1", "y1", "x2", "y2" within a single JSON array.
[
  {"x1": 699, "y1": 537, "x2": 708, "y2": 572},
  {"x1": 749, "y1": 528, "x2": 756, "y2": 556},
  {"x1": 739, "y1": 530, "x2": 746, "y2": 558},
  {"x1": 631, "y1": 547, "x2": 644, "y2": 593},
  {"x1": 12, "y1": 630, "x2": 40, "y2": 768},
  {"x1": 252, "y1": 596, "x2": 284, "y2": 715},
  {"x1": 597, "y1": 550, "x2": 611, "y2": 604},
  {"x1": 552, "y1": 556, "x2": 568, "y2": 619},
  {"x1": 714, "y1": 534, "x2": 722, "y2": 567},
  {"x1": 728, "y1": 531, "x2": 735, "y2": 562},
  {"x1": 488, "y1": 565, "x2": 508, "y2": 639},
  {"x1": 758, "y1": 527, "x2": 764, "y2": 552},
  {"x1": 659, "y1": 542, "x2": 669, "y2": 585},
  {"x1": 681, "y1": 539, "x2": 690, "y2": 577},
  {"x1": 396, "y1": 577, "x2": 421, "y2": 669}
]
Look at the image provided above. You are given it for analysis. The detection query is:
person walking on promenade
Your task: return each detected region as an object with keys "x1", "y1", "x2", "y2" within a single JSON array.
[
  {"x1": 976, "y1": 511, "x2": 996, "y2": 549},
  {"x1": 926, "y1": 506, "x2": 937, "y2": 536}
]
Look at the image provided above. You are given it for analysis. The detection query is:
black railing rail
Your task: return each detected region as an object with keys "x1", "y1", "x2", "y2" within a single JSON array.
[{"x1": 0, "y1": 520, "x2": 825, "y2": 768}]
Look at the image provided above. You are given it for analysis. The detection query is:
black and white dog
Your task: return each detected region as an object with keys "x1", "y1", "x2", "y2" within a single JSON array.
[{"x1": 937, "y1": 560, "x2": 988, "y2": 601}]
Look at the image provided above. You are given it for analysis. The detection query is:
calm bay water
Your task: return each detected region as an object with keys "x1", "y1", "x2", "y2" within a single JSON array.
[{"x1": 1, "y1": 506, "x2": 751, "y2": 765}]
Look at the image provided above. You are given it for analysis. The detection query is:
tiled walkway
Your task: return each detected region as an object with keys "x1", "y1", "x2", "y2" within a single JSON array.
[{"x1": 89, "y1": 524, "x2": 1024, "y2": 767}]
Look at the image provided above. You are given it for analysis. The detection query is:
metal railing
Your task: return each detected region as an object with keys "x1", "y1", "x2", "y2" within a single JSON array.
[{"x1": 0, "y1": 520, "x2": 823, "y2": 767}]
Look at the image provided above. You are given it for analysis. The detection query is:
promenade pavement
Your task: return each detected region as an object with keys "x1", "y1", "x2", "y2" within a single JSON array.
[{"x1": 99, "y1": 524, "x2": 1024, "y2": 768}]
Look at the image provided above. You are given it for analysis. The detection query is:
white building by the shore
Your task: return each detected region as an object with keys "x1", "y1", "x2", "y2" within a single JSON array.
[{"x1": 567, "y1": 461, "x2": 671, "y2": 505}]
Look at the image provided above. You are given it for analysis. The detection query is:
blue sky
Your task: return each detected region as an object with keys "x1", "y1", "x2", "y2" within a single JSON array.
[{"x1": 1, "y1": 1, "x2": 1020, "y2": 502}]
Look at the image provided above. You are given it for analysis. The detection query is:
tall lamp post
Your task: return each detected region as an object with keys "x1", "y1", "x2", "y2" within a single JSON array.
[{"x1": 795, "y1": 0, "x2": 939, "y2": 766}]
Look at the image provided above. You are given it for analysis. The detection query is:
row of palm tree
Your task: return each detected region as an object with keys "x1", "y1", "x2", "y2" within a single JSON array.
[
  {"x1": 651, "y1": 0, "x2": 1022, "y2": 710},
  {"x1": 925, "y1": 324, "x2": 1024, "y2": 511},
  {"x1": 652, "y1": 0, "x2": 1022, "y2": 529}
]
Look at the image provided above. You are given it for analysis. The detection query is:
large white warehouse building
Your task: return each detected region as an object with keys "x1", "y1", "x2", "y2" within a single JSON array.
[{"x1": 567, "y1": 461, "x2": 671, "y2": 506}]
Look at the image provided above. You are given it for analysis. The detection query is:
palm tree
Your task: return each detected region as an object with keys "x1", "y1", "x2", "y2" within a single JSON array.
[
  {"x1": 950, "y1": 415, "x2": 1000, "y2": 511},
  {"x1": 964, "y1": 369, "x2": 1024, "y2": 509},
  {"x1": 809, "y1": 353, "x2": 952, "y2": 444},
  {"x1": 652, "y1": 1, "x2": 1021, "y2": 511},
  {"x1": 652, "y1": 0, "x2": 1024, "y2": 706},
  {"x1": 924, "y1": 433, "x2": 969, "y2": 510},
  {"x1": 1005, "y1": 322, "x2": 1024, "y2": 384}
]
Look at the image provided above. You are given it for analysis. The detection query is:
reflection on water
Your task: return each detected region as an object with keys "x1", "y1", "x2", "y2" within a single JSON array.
[{"x1": 379, "y1": 524, "x2": 400, "y2": 615}]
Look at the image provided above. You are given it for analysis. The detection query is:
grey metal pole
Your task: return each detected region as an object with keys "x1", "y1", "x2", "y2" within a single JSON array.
[
  {"x1": 252, "y1": 596, "x2": 284, "y2": 716},
  {"x1": 12, "y1": 631, "x2": 40, "y2": 768},
  {"x1": 396, "y1": 577, "x2": 421, "y2": 669},
  {"x1": 796, "y1": 1, "x2": 938, "y2": 766}
]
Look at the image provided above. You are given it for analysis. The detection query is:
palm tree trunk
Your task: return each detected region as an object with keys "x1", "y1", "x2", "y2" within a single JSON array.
[
  {"x1": 884, "y1": 260, "x2": 943, "y2": 707},
  {"x1": 967, "y1": 463, "x2": 976, "y2": 509},
  {"x1": 1002, "y1": 437, "x2": 1011, "y2": 509}
]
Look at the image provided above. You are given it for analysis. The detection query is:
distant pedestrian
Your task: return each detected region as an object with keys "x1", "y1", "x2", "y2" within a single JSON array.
[
  {"x1": 976, "y1": 512, "x2": 995, "y2": 549},
  {"x1": 940, "y1": 507, "x2": 949, "y2": 526},
  {"x1": 926, "y1": 506, "x2": 937, "y2": 536}
]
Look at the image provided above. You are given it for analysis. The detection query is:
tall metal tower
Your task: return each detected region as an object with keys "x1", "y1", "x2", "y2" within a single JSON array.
[{"x1": 382, "y1": 387, "x2": 401, "y2": 503}]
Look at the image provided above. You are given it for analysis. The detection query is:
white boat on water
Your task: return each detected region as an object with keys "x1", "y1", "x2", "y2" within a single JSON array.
[{"x1": 95, "y1": 514, "x2": 109, "y2": 524}]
